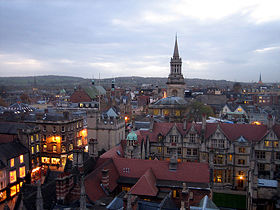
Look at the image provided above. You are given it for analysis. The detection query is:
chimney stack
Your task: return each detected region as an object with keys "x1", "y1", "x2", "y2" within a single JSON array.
[
  {"x1": 183, "y1": 118, "x2": 187, "y2": 131},
  {"x1": 101, "y1": 169, "x2": 109, "y2": 190},
  {"x1": 267, "y1": 114, "x2": 275, "y2": 129},
  {"x1": 169, "y1": 154, "x2": 178, "y2": 171}
]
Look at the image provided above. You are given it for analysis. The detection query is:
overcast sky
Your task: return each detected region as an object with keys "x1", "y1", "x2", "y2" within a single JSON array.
[{"x1": 0, "y1": 0, "x2": 280, "y2": 82}]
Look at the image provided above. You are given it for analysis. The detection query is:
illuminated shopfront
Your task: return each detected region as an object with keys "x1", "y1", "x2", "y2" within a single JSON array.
[
  {"x1": 31, "y1": 167, "x2": 41, "y2": 183},
  {"x1": 0, "y1": 191, "x2": 6, "y2": 202}
]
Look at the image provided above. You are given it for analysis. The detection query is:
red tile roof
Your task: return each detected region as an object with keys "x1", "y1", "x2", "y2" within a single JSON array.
[
  {"x1": 129, "y1": 168, "x2": 158, "y2": 196},
  {"x1": 100, "y1": 144, "x2": 124, "y2": 159},
  {"x1": 85, "y1": 158, "x2": 119, "y2": 202},
  {"x1": 137, "y1": 122, "x2": 274, "y2": 143},
  {"x1": 113, "y1": 158, "x2": 210, "y2": 184}
]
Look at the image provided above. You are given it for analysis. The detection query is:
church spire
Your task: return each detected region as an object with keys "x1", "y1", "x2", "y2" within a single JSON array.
[
  {"x1": 258, "y1": 73, "x2": 263, "y2": 84},
  {"x1": 173, "y1": 34, "x2": 179, "y2": 58}
]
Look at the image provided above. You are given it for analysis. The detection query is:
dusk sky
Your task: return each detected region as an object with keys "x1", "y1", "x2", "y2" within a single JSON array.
[{"x1": 0, "y1": 0, "x2": 280, "y2": 82}]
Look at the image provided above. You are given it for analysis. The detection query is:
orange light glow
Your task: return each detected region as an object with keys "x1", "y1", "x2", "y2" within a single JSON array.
[
  {"x1": 239, "y1": 175, "x2": 244, "y2": 180},
  {"x1": 125, "y1": 116, "x2": 129, "y2": 123},
  {"x1": 163, "y1": 91, "x2": 167, "y2": 98},
  {"x1": 252, "y1": 121, "x2": 261, "y2": 125},
  {"x1": 31, "y1": 167, "x2": 41, "y2": 173},
  {"x1": 80, "y1": 129, "x2": 88, "y2": 137}
]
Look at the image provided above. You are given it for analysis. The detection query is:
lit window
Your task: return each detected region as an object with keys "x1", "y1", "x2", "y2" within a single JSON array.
[
  {"x1": 51, "y1": 158, "x2": 60, "y2": 165},
  {"x1": 30, "y1": 135, "x2": 34, "y2": 143},
  {"x1": 36, "y1": 145, "x2": 40, "y2": 153},
  {"x1": 19, "y1": 166, "x2": 25, "y2": 178},
  {"x1": 31, "y1": 146, "x2": 34, "y2": 154},
  {"x1": 274, "y1": 141, "x2": 279, "y2": 148},
  {"x1": 77, "y1": 139, "x2": 82, "y2": 146},
  {"x1": 10, "y1": 158, "x2": 14, "y2": 167},
  {"x1": 61, "y1": 146, "x2": 66, "y2": 153},
  {"x1": 229, "y1": 155, "x2": 232, "y2": 161},
  {"x1": 69, "y1": 144, "x2": 73, "y2": 151},
  {"x1": 10, "y1": 186, "x2": 17, "y2": 197},
  {"x1": 10, "y1": 170, "x2": 17, "y2": 183},
  {"x1": 43, "y1": 144, "x2": 47, "y2": 152},
  {"x1": 53, "y1": 145, "x2": 57, "y2": 153},
  {"x1": 265, "y1": 141, "x2": 270, "y2": 147},
  {"x1": 239, "y1": 147, "x2": 245, "y2": 153},
  {"x1": 20, "y1": 155, "x2": 24, "y2": 163},
  {"x1": 41, "y1": 157, "x2": 50, "y2": 164},
  {"x1": 0, "y1": 191, "x2": 7, "y2": 202}
]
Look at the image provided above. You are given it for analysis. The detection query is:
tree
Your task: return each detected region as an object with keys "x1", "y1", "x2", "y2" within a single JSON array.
[{"x1": 186, "y1": 101, "x2": 214, "y2": 122}]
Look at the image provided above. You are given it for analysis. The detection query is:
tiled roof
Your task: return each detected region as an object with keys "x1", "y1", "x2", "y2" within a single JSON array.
[
  {"x1": 113, "y1": 158, "x2": 210, "y2": 184},
  {"x1": 85, "y1": 158, "x2": 119, "y2": 202},
  {"x1": 100, "y1": 144, "x2": 124, "y2": 159},
  {"x1": 137, "y1": 121, "x2": 274, "y2": 143},
  {"x1": 129, "y1": 168, "x2": 158, "y2": 196},
  {"x1": 0, "y1": 122, "x2": 35, "y2": 135}
]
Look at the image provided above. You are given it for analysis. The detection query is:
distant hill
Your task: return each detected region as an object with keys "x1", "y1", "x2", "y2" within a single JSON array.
[{"x1": 0, "y1": 75, "x2": 237, "y2": 90}]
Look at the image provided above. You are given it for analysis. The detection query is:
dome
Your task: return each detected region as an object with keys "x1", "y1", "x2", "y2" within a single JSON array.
[
  {"x1": 153, "y1": 96, "x2": 187, "y2": 106},
  {"x1": 126, "y1": 130, "x2": 137, "y2": 141}
]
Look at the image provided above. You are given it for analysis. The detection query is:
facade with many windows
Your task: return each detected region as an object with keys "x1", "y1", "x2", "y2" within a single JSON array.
[
  {"x1": 0, "y1": 141, "x2": 29, "y2": 202},
  {"x1": 124, "y1": 118, "x2": 280, "y2": 192}
]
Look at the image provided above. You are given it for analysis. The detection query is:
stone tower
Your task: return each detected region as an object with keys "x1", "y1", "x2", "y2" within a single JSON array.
[{"x1": 166, "y1": 36, "x2": 186, "y2": 98}]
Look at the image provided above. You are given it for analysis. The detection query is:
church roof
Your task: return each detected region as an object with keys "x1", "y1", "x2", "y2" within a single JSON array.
[
  {"x1": 127, "y1": 130, "x2": 138, "y2": 141},
  {"x1": 153, "y1": 96, "x2": 187, "y2": 106}
]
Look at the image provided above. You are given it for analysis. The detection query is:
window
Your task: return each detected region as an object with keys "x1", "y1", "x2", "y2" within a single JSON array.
[
  {"x1": 239, "y1": 147, "x2": 245, "y2": 153},
  {"x1": 10, "y1": 186, "x2": 17, "y2": 197},
  {"x1": 10, "y1": 170, "x2": 17, "y2": 183},
  {"x1": 218, "y1": 140, "x2": 224, "y2": 148},
  {"x1": 43, "y1": 144, "x2": 47, "y2": 152},
  {"x1": 30, "y1": 135, "x2": 34, "y2": 143},
  {"x1": 178, "y1": 148, "x2": 182, "y2": 155},
  {"x1": 31, "y1": 146, "x2": 34, "y2": 154},
  {"x1": 10, "y1": 158, "x2": 14, "y2": 167},
  {"x1": 20, "y1": 155, "x2": 24, "y2": 163},
  {"x1": 69, "y1": 144, "x2": 73, "y2": 151},
  {"x1": 36, "y1": 145, "x2": 40, "y2": 153},
  {"x1": 167, "y1": 147, "x2": 171, "y2": 154},
  {"x1": 62, "y1": 135, "x2": 65, "y2": 142},
  {"x1": 256, "y1": 151, "x2": 265, "y2": 159},
  {"x1": 19, "y1": 166, "x2": 25, "y2": 178},
  {"x1": 190, "y1": 134, "x2": 196, "y2": 143},
  {"x1": 53, "y1": 145, "x2": 57, "y2": 153},
  {"x1": 61, "y1": 126, "x2": 65, "y2": 132},
  {"x1": 265, "y1": 141, "x2": 270, "y2": 147},
  {"x1": 229, "y1": 154, "x2": 232, "y2": 161},
  {"x1": 214, "y1": 155, "x2": 224, "y2": 165},
  {"x1": 187, "y1": 149, "x2": 191, "y2": 155},
  {"x1": 258, "y1": 163, "x2": 265, "y2": 171},
  {"x1": 274, "y1": 141, "x2": 279, "y2": 147},
  {"x1": 193, "y1": 149, "x2": 198, "y2": 156},
  {"x1": 41, "y1": 157, "x2": 50, "y2": 164},
  {"x1": 53, "y1": 126, "x2": 56, "y2": 132},
  {"x1": 0, "y1": 190, "x2": 6, "y2": 202},
  {"x1": 214, "y1": 170, "x2": 223, "y2": 183},
  {"x1": 121, "y1": 186, "x2": 131, "y2": 192},
  {"x1": 170, "y1": 135, "x2": 178, "y2": 143},
  {"x1": 276, "y1": 152, "x2": 280, "y2": 160},
  {"x1": 43, "y1": 125, "x2": 46, "y2": 131},
  {"x1": 35, "y1": 134, "x2": 39, "y2": 141},
  {"x1": 157, "y1": 147, "x2": 162, "y2": 153},
  {"x1": 238, "y1": 159, "x2": 245, "y2": 165}
]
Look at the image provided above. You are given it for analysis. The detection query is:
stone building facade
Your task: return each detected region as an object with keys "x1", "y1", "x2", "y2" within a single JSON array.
[{"x1": 124, "y1": 117, "x2": 280, "y2": 193}]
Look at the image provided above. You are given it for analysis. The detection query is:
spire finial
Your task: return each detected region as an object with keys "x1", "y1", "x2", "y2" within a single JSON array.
[{"x1": 173, "y1": 34, "x2": 179, "y2": 58}]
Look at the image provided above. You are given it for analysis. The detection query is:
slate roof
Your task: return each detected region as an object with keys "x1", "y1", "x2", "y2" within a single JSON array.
[
  {"x1": 0, "y1": 122, "x2": 35, "y2": 135},
  {"x1": 84, "y1": 86, "x2": 106, "y2": 99},
  {"x1": 0, "y1": 141, "x2": 29, "y2": 161}
]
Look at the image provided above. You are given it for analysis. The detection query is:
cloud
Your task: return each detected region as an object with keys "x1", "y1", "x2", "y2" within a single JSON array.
[{"x1": 254, "y1": 46, "x2": 280, "y2": 53}]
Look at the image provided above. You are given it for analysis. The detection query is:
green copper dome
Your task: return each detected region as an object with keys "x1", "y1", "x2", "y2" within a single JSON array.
[{"x1": 126, "y1": 130, "x2": 137, "y2": 141}]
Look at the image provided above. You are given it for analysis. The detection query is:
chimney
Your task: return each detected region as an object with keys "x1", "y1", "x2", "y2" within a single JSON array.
[
  {"x1": 72, "y1": 149, "x2": 84, "y2": 169},
  {"x1": 180, "y1": 182, "x2": 189, "y2": 210},
  {"x1": 88, "y1": 138, "x2": 98, "y2": 158},
  {"x1": 149, "y1": 116, "x2": 154, "y2": 132},
  {"x1": 202, "y1": 113, "x2": 206, "y2": 131},
  {"x1": 63, "y1": 111, "x2": 69, "y2": 120},
  {"x1": 169, "y1": 154, "x2": 177, "y2": 171},
  {"x1": 267, "y1": 114, "x2": 275, "y2": 129},
  {"x1": 183, "y1": 118, "x2": 187, "y2": 131},
  {"x1": 101, "y1": 169, "x2": 109, "y2": 190}
]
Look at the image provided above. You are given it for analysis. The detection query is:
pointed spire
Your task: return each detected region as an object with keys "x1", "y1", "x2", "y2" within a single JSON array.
[
  {"x1": 258, "y1": 72, "x2": 263, "y2": 84},
  {"x1": 173, "y1": 34, "x2": 179, "y2": 58},
  {"x1": 36, "y1": 181, "x2": 43, "y2": 210}
]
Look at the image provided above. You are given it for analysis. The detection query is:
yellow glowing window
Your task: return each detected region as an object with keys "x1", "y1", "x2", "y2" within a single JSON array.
[
  {"x1": 19, "y1": 166, "x2": 25, "y2": 178},
  {"x1": 41, "y1": 157, "x2": 50, "y2": 164},
  {"x1": 31, "y1": 146, "x2": 34, "y2": 154},
  {"x1": 153, "y1": 109, "x2": 159, "y2": 115},
  {"x1": 10, "y1": 186, "x2": 17, "y2": 197},
  {"x1": 217, "y1": 175, "x2": 222, "y2": 183},
  {"x1": 265, "y1": 141, "x2": 270, "y2": 147},
  {"x1": 163, "y1": 109, "x2": 169, "y2": 116},
  {"x1": 172, "y1": 190, "x2": 176, "y2": 198},
  {"x1": 10, "y1": 170, "x2": 17, "y2": 183},
  {"x1": 10, "y1": 158, "x2": 14, "y2": 167},
  {"x1": 20, "y1": 155, "x2": 24, "y2": 163},
  {"x1": 229, "y1": 155, "x2": 232, "y2": 161},
  {"x1": 77, "y1": 139, "x2": 82, "y2": 146},
  {"x1": 158, "y1": 147, "x2": 162, "y2": 153},
  {"x1": 274, "y1": 142, "x2": 279, "y2": 147},
  {"x1": 20, "y1": 182, "x2": 23, "y2": 187},
  {"x1": 68, "y1": 154, "x2": 73, "y2": 161},
  {"x1": 36, "y1": 145, "x2": 40, "y2": 152},
  {"x1": 175, "y1": 110, "x2": 180, "y2": 116},
  {"x1": 53, "y1": 145, "x2": 57, "y2": 153},
  {"x1": 30, "y1": 135, "x2": 34, "y2": 142},
  {"x1": 16, "y1": 184, "x2": 20, "y2": 192},
  {"x1": 69, "y1": 144, "x2": 73, "y2": 151},
  {"x1": 237, "y1": 108, "x2": 242, "y2": 112},
  {"x1": 43, "y1": 144, "x2": 47, "y2": 152},
  {"x1": 51, "y1": 158, "x2": 60, "y2": 165},
  {"x1": 36, "y1": 134, "x2": 39, "y2": 140},
  {"x1": 0, "y1": 191, "x2": 7, "y2": 202},
  {"x1": 121, "y1": 186, "x2": 131, "y2": 192}
]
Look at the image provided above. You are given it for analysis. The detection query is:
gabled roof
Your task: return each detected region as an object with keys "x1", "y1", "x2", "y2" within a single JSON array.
[
  {"x1": 0, "y1": 141, "x2": 29, "y2": 161},
  {"x1": 129, "y1": 168, "x2": 158, "y2": 196}
]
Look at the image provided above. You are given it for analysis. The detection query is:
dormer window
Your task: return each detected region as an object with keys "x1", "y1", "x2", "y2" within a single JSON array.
[{"x1": 190, "y1": 133, "x2": 196, "y2": 143}]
